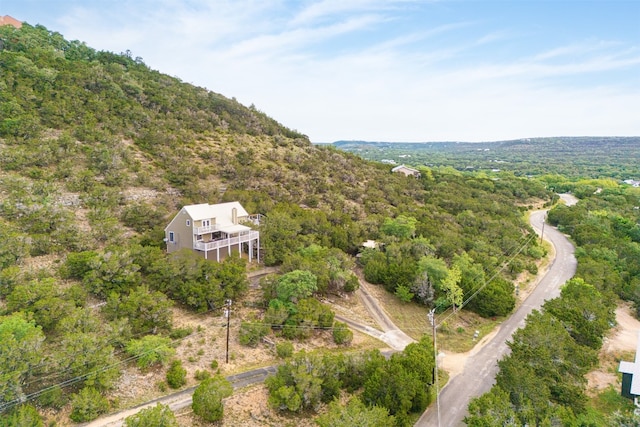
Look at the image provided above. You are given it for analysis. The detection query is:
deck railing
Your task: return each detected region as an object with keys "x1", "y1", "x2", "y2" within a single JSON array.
[{"x1": 194, "y1": 230, "x2": 259, "y2": 251}]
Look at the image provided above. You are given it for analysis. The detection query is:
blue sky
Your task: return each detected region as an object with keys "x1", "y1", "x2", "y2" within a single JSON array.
[{"x1": 3, "y1": 0, "x2": 639, "y2": 142}]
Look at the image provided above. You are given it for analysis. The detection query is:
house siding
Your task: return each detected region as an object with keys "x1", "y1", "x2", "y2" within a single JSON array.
[
  {"x1": 164, "y1": 202, "x2": 260, "y2": 262},
  {"x1": 165, "y1": 208, "x2": 194, "y2": 253}
]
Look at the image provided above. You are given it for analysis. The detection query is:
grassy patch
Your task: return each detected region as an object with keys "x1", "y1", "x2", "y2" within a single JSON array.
[
  {"x1": 365, "y1": 281, "x2": 502, "y2": 353},
  {"x1": 590, "y1": 386, "x2": 634, "y2": 415},
  {"x1": 436, "y1": 313, "x2": 503, "y2": 353}
]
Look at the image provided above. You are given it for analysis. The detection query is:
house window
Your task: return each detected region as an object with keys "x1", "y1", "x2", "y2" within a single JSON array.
[
  {"x1": 196, "y1": 234, "x2": 203, "y2": 241},
  {"x1": 169, "y1": 232, "x2": 175, "y2": 243},
  {"x1": 202, "y1": 219, "x2": 211, "y2": 227},
  {"x1": 186, "y1": 220, "x2": 191, "y2": 226}
]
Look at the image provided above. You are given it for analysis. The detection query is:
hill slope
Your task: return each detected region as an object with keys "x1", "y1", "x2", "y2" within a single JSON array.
[{"x1": 0, "y1": 23, "x2": 552, "y2": 424}]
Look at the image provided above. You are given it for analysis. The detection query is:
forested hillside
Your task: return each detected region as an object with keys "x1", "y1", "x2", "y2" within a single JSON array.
[{"x1": 0, "y1": 23, "x2": 552, "y2": 425}]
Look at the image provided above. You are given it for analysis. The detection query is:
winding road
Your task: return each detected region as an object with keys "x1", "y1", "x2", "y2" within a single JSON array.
[
  {"x1": 84, "y1": 196, "x2": 578, "y2": 427},
  {"x1": 416, "y1": 197, "x2": 578, "y2": 426}
]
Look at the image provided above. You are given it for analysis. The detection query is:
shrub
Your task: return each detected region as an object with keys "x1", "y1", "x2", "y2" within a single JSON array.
[
  {"x1": 332, "y1": 321, "x2": 353, "y2": 345},
  {"x1": 192, "y1": 375, "x2": 233, "y2": 422},
  {"x1": 194, "y1": 369, "x2": 211, "y2": 381},
  {"x1": 126, "y1": 335, "x2": 175, "y2": 369},
  {"x1": 276, "y1": 341, "x2": 294, "y2": 359},
  {"x1": 2, "y1": 404, "x2": 44, "y2": 427},
  {"x1": 239, "y1": 320, "x2": 268, "y2": 347},
  {"x1": 125, "y1": 403, "x2": 178, "y2": 427},
  {"x1": 166, "y1": 360, "x2": 187, "y2": 389},
  {"x1": 343, "y1": 274, "x2": 360, "y2": 292},
  {"x1": 70, "y1": 387, "x2": 109, "y2": 422},
  {"x1": 37, "y1": 385, "x2": 67, "y2": 409}
]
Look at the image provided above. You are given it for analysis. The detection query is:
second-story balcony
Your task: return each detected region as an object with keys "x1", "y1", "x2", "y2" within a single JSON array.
[
  {"x1": 193, "y1": 230, "x2": 259, "y2": 252},
  {"x1": 194, "y1": 223, "x2": 220, "y2": 234}
]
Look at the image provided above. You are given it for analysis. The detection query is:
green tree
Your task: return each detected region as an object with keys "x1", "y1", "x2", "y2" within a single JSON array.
[
  {"x1": 239, "y1": 319, "x2": 269, "y2": 347},
  {"x1": 381, "y1": 215, "x2": 417, "y2": 239},
  {"x1": 0, "y1": 222, "x2": 30, "y2": 269},
  {"x1": 103, "y1": 285, "x2": 173, "y2": 334},
  {"x1": 395, "y1": 285, "x2": 414, "y2": 303},
  {"x1": 126, "y1": 335, "x2": 175, "y2": 369},
  {"x1": 125, "y1": 403, "x2": 178, "y2": 427},
  {"x1": 83, "y1": 249, "x2": 141, "y2": 296},
  {"x1": 148, "y1": 249, "x2": 224, "y2": 312},
  {"x1": 260, "y1": 208, "x2": 303, "y2": 265},
  {"x1": 0, "y1": 313, "x2": 45, "y2": 405},
  {"x1": 60, "y1": 250, "x2": 99, "y2": 279},
  {"x1": 166, "y1": 359, "x2": 187, "y2": 389},
  {"x1": 362, "y1": 357, "x2": 422, "y2": 424},
  {"x1": 496, "y1": 310, "x2": 597, "y2": 417},
  {"x1": 544, "y1": 278, "x2": 615, "y2": 349},
  {"x1": 468, "y1": 277, "x2": 515, "y2": 318},
  {"x1": 332, "y1": 321, "x2": 353, "y2": 345},
  {"x1": 275, "y1": 270, "x2": 318, "y2": 303},
  {"x1": 465, "y1": 387, "x2": 519, "y2": 427},
  {"x1": 609, "y1": 410, "x2": 640, "y2": 426},
  {"x1": 441, "y1": 265, "x2": 463, "y2": 312},
  {"x1": 191, "y1": 375, "x2": 233, "y2": 422},
  {"x1": 5, "y1": 277, "x2": 75, "y2": 332},
  {"x1": 265, "y1": 353, "x2": 324, "y2": 413},
  {"x1": 69, "y1": 387, "x2": 109, "y2": 422},
  {"x1": 55, "y1": 308, "x2": 120, "y2": 390},
  {"x1": 0, "y1": 404, "x2": 44, "y2": 427},
  {"x1": 316, "y1": 397, "x2": 395, "y2": 427}
]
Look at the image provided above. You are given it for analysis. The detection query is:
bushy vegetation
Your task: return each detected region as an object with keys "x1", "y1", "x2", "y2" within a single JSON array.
[
  {"x1": 191, "y1": 375, "x2": 233, "y2": 423},
  {"x1": 4, "y1": 21, "x2": 632, "y2": 426},
  {"x1": 467, "y1": 182, "x2": 637, "y2": 425},
  {"x1": 266, "y1": 337, "x2": 435, "y2": 426},
  {"x1": 124, "y1": 403, "x2": 178, "y2": 427}
]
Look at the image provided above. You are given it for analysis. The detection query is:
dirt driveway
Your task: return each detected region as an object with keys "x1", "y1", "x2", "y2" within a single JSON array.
[{"x1": 587, "y1": 303, "x2": 640, "y2": 393}]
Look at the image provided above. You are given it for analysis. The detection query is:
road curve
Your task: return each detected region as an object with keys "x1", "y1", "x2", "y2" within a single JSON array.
[{"x1": 415, "y1": 207, "x2": 577, "y2": 426}]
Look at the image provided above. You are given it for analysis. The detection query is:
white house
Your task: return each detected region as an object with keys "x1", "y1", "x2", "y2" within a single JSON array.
[
  {"x1": 164, "y1": 201, "x2": 260, "y2": 262},
  {"x1": 391, "y1": 164, "x2": 421, "y2": 178}
]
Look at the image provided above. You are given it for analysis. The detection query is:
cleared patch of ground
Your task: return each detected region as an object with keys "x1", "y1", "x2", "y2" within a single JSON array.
[{"x1": 586, "y1": 302, "x2": 640, "y2": 395}]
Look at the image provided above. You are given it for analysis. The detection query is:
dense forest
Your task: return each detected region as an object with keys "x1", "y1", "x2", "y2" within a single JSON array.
[{"x1": 0, "y1": 22, "x2": 638, "y2": 426}]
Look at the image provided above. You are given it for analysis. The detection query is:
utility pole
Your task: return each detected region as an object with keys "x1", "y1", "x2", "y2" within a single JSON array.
[
  {"x1": 224, "y1": 299, "x2": 232, "y2": 364},
  {"x1": 428, "y1": 309, "x2": 441, "y2": 427},
  {"x1": 540, "y1": 214, "x2": 546, "y2": 244}
]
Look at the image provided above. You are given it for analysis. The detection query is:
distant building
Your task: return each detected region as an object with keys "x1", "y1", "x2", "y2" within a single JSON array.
[
  {"x1": 623, "y1": 179, "x2": 640, "y2": 187},
  {"x1": 362, "y1": 240, "x2": 378, "y2": 249},
  {"x1": 391, "y1": 164, "x2": 421, "y2": 178},
  {"x1": 0, "y1": 15, "x2": 22, "y2": 29},
  {"x1": 619, "y1": 331, "x2": 640, "y2": 407},
  {"x1": 164, "y1": 201, "x2": 260, "y2": 262}
]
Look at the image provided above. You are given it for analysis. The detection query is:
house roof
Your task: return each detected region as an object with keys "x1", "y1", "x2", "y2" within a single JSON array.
[
  {"x1": 0, "y1": 15, "x2": 22, "y2": 28},
  {"x1": 391, "y1": 164, "x2": 419, "y2": 173},
  {"x1": 218, "y1": 223, "x2": 251, "y2": 233},
  {"x1": 183, "y1": 201, "x2": 249, "y2": 223},
  {"x1": 619, "y1": 331, "x2": 640, "y2": 395}
]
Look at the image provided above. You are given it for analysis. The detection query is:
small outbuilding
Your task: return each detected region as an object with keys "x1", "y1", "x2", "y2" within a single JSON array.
[{"x1": 619, "y1": 331, "x2": 640, "y2": 407}]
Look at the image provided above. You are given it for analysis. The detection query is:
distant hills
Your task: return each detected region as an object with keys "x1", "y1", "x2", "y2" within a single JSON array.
[{"x1": 332, "y1": 136, "x2": 640, "y2": 179}]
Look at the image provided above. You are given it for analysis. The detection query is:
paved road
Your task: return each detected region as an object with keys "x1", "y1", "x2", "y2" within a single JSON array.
[
  {"x1": 85, "y1": 199, "x2": 578, "y2": 427},
  {"x1": 84, "y1": 269, "x2": 410, "y2": 426},
  {"x1": 415, "y1": 206, "x2": 577, "y2": 426}
]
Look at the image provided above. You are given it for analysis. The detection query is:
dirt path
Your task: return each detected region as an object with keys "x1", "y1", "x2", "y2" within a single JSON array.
[{"x1": 587, "y1": 303, "x2": 640, "y2": 393}]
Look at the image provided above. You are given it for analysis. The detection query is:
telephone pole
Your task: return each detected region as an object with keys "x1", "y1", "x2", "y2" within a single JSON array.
[
  {"x1": 224, "y1": 299, "x2": 232, "y2": 363},
  {"x1": 428, "y1": 309, "x2": 441, "y2": 427}
]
